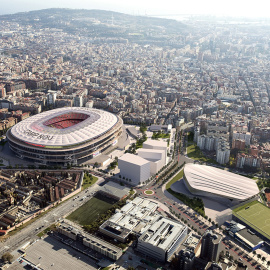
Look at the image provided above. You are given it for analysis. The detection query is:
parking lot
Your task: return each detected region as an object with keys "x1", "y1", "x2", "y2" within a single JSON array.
[{"x1": 11, "y1": 236, "x2": 97, "y2": 270}]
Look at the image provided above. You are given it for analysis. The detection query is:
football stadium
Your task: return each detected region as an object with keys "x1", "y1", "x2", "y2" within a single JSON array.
[
  {"x1": 183, "y1": 164, "x2": 259, "y2": 202},
  {"x1": 7, "y1": 107, "x2": 123, "y2": 165}
]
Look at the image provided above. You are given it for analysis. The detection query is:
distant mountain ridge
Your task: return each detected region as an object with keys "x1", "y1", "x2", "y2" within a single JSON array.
[{"x1": 0, "y1": 8, "x2": 188, "y2": 42}]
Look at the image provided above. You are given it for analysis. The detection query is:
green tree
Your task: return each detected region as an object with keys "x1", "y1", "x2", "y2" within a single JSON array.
[{"x1": 2, "y1": 252, "x2": 13, "y2": 263}]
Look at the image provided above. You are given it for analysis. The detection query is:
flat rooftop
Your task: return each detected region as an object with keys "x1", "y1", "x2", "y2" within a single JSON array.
[
  {"x1": 143, "y1": 139, "x2": 167, "y2": 148},
  {"x1": 236, "y1": 228, "x2": 263, "y2": 247},
  {"x1": 119, "y1": 153, "x2": 150, "y2": 166},
  {"x1": 99, "y1": 181, "x2": 130, "y2": 199},
  {"x1": 139, "y1": 216, "x2": 187, "y2": 250},
  {"x1": 11, "y1": 236, "x2": 97, "y2": 270}
]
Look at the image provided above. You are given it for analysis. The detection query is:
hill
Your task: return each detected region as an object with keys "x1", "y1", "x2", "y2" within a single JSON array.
[{"x1": 0, "y1": 8, "x2": 188, "y2": 44}]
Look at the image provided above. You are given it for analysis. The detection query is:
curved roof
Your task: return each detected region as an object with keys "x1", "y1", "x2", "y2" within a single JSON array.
[
  {"x1": 184, "y1": 164, "x2": 259, "y2": 200},
  {"x1": 10, "y1": 107, "x2": 119, "y2": 147}
]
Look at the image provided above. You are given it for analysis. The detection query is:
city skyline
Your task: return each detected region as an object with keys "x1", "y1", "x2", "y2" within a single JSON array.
[{"x1": 1, "y1": 0, "x2": 270, "y2": 19}]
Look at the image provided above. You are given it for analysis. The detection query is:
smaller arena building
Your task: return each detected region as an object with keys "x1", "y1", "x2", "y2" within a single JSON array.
[{"x1": 183, "y1": 164, "x2": 259, "y2": 202}]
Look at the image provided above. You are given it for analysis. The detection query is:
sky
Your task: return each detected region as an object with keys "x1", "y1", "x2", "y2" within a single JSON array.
[{"x1": 1, "y1": 0, "x2": 270, "y2": 18}]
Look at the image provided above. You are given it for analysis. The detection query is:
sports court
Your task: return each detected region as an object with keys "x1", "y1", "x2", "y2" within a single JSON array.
[{"x1": 233, "y1": 200, "x2": 270, "y2": 239}]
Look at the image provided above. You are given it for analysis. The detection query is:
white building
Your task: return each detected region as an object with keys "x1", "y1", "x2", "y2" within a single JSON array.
[
  {"x1": 205, "y1": 136, "x2": 216, "y2": 151},
  {"x1": 137, "y1": 216, "x2": 188, "y2": 262},
  {"x1": 47, "y1": 92, "x2": 57, "y2": 106},
  {"x1": 73, "y1": 95, "x2": 83, "y2": 107},
  {"x1": 118, "y1": 153, "x2": 150, "y2": 185},
  {"x1": 183, "y1": 164, "x2": 259, "y2": 202},
  {"x1": 197, "y1": 134, "x2": 207, "y2": 150},
  {"x1": 85, "y1": 100, "x2": 94, "y2": 108},
  {"x1": 143, "y1": 139, "x2": 167, "y2": 164},
  {"x1": 194, "y1": 126, "x2": 200, "y2": 143},
  {"x1": 216, "y1": 140, "x2": 230, "y2": 164},
  {"x1": 137, "y1": 148, "x2": 165, "y2": 175}
]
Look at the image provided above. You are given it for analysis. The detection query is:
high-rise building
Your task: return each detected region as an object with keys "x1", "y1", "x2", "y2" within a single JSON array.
[
  {"x1": 178, "y1": 249, "x2": 195, "y2": 270},
  {"x1": 200, "y1": 230, "x2": 222, "y2": 262},
  {"x1": 47, "y1": 92, "x2": 57, "y2": 106},
  {"x1": 216, "y1": 140, "x2": 230, "y2": 164},
  {"x1": 73, "y1": 95, "x2": 83, "y2": 107},
  {"x1": 0, "y1": 84, "x2": 6, "y2": 98},
  {"x1": 197, "y1": 134, "x2": 207, "y2": 150}
]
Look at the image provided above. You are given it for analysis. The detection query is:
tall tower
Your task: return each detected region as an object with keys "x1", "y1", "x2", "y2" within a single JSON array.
[
  {"x1": 178, "y1": 249, "x2": 195, "y2": 270},
  {"x1": 200, "y1": 230, "x2": 222, "y2": 262}
]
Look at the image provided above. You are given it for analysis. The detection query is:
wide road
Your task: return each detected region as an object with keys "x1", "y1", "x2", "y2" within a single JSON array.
[{"x1": 0, "y1": 184, "x2": 101, "y2": 257}]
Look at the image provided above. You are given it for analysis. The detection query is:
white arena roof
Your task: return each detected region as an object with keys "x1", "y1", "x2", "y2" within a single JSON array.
[
  {"x1": 10, "y1": 107, "x2": 119, "y2": 147},
  {"x1": 184, "y1": 164, "x2": 259, "y2": 200}
]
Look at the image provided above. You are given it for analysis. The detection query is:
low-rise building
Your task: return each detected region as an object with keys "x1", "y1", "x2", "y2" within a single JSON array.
[
  {"x1": 58, "y1": 222, "x2": 122, "y2": 260},
  {"x1": 137, "y1": 216, "x2": 188, "y2": 262},
  {"x1": 98, "y1": 182, "x2": 130, "y2": 201}
]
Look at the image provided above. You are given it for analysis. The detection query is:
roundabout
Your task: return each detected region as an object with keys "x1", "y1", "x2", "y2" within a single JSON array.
[{"x1": 144, "y1": 190, "x2": 155, "y2": 196}]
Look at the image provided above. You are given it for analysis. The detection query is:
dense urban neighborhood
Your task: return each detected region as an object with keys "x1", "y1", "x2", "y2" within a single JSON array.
[{"x1": 0, "y1": 8, "x2": 269, "y2": 270}]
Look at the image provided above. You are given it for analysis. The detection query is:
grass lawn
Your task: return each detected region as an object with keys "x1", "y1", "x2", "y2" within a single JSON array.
[
  {"x1": 233, "y1": 200, "x2": 270, "y2": 239},
  {"x1": 165, "y1": 168, "x2": 205, "y2": 216},
  {"x1": 37, "y1": 224, "x2": 56, "y2": 238},
  {"x1": 167, "y1": 188, "x2": 205, "y2": 216},
  {"x1": 166, "y1": 169, "x2": 184, "y2": 190},
  {"x1": 82, "y1": 174, "x2": 98, "y2": 190},
  {"x1": 67, "y1": 194, "x2": 115, "y2": 226},
  {"x1": 152, "y1": 132, "x2": 170, "y2": 139},
  {"x1": 145, "y1": 190, "x2": 154, "y2": 195},
  {"x1": 187, "y1": 142, "x2": 218, "y2": 164}
]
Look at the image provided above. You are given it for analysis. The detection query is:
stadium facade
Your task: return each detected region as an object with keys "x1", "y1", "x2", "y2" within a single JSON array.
[
  {"x1": 7, "y1": 107, "x2": 123, "y2": 165},
  {"x1": 183, "y1": 164, "x2": 259, "y2": 203}
]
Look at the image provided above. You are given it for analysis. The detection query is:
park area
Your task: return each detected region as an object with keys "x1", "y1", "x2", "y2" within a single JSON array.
[
  {"x1": 67, "y1": 194, "x2": 116, "y2": 226},
  {"x1": 187, "y1": 142, "x2": 218, "y2": 164},
  {"x1": 82, "y1": 173, "x2": 98, "y2": 190},
  {"x1": 233, "y1": 200, "x2": 270, "y2": 239}
]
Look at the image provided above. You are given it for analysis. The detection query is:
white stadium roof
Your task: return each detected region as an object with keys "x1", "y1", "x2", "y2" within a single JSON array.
[
  {"x1": 10, "y1": 107, "x2": 118, "y2": 147},
  {"x1": 184, "y1": 164, "x2": 259, "y2": 200}
]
